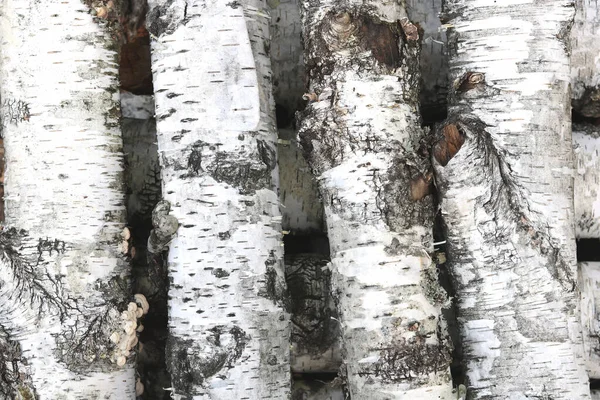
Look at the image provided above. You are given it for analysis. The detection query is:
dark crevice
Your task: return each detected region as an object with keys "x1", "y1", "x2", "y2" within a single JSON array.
[
  {"x1": 284, "y1": 233, "x2": 330, "y2": 256},
  {"x1": 577, "y1": 239, "x2": 600, "y2": 262},
  {"x1": 433, "y1": 211, "x2": 464, "y2": 389},
  {"x1": 421, "y1": 104, "x2": 448, "y2": 127},
  {"x1": 591, "y1": 379, "x2": 600, "y2": 390},
  {"x1": 120, "y1": 1, "x2": 170, "y2": 399},
  {"x1": 573, "y1": 109, "x2": 600, "y2": 126}
]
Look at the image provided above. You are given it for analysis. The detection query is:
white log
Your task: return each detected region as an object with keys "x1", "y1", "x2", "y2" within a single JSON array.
[
  {"x1": 436, "y1": 1, "x2": 590, "y2": 397},
  {"x1": 574, "y1": 124, "x2": 600, "y2": 239},
  {"x1": 0, "y1": 0, "x2": 136, "y2": 398},
  {"x1": 298, "y1": 2, "x2": 454, "y2": 398},
  {"x1": 146, "y1": 1, "x2": 290, "y2": 398},
  {"x1": 571, "y1": 0, "x2": 600, "y2": 117},
  {"x1": 580, "y1": 262, "x2": 600, "y2": 379}
]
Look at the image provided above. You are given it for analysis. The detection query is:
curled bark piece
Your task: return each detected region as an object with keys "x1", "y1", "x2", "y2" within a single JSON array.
[
  {"x1": 433, "y1": 124, "x2": 465, "y2": 167},
  {"x1": 147, "y1": 200, "x2": 178, "y2": 254}
]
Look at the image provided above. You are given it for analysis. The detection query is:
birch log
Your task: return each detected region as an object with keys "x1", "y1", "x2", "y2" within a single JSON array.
[
  {"x1": 571, "y1": 0, "x2": 600, "y2": 117},
  {"x1": 435, "y1": 1, "x2": 590, "y2": 397},
  {"x1": 298, "y1": 2, "x2": 454, "y2": 398},
  {"x1": 146, "y1": 1, "x2": 290, "y2": 398},
  {"x1": 574, "y1": 124, "x2": 600, "y2": 239},
  {"x1": 580, "y1": 262, "x2": 600, "y2": 379},
  {"x1": 0, "y1": 1, "x2": 137, "y2": 398}
]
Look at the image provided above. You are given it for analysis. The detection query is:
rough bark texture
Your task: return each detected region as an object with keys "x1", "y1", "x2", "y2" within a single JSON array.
[
  {"x1": 574, "y1": 124, "x2": 600, "y2": 239},
  {"x1": 298, "y1": 1, "x2": 454, "y2": 398},
  {"x1": 146, "y1": 1, "x2": 290, "y2": 398},
  {"x1": 571, "y1": 0, "x2": 600, "y2": 118},
  {"x1": 0, "y1": 0, "x2": 137, "y2": 398},
  {"x1": 436, "y1": 1, "x2": 590, "y2": 397}
]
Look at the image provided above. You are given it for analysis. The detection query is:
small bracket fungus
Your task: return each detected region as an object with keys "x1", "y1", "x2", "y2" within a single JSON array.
[
  {"x1": 136, "y1": 377, "x2": 145, "y2": 396},
  {"x1": 302, "y1": 92, "x2": 318, "y2": 102},
  {"x1": 110, "y1": 294, "x2": 149, "y2": 367},
  {"x1": 120, "y1": 227, "x2": 131, "y2": 255}
]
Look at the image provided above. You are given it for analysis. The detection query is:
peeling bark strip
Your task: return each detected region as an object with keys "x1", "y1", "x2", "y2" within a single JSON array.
[
  {"x1": 436, "y1": 1, "x2": 590, "y2": 397},
  {"x1": 0, "y1": 0, "x2": 136, "y2": 398},
  {"x1": 146, "y1": 1, "x2": 290, "y2": 398},
  {"x1": 298, "y1": 2, "x2": 454, "y2": 398}
]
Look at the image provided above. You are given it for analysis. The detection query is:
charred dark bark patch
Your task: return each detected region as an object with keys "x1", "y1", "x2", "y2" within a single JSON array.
[
  {"x1": 361, "y1": 340, "x2": 451, "y2": 383},
  {"x1": 285, "y1": 254, "x2": 338, "y2": 355},
  {"x1": 186, "y1": 139, "x2": 277, "y2": 194},
  {"x1": 166, "y1": 327, "x2": 249, "y2": 395},
  {"x1": 261, "y1": 250, "x2": 290, "y2": 309}
]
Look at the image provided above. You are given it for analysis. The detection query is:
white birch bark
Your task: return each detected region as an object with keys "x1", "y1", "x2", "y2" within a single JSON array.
[
  {"x1": 298, "y1": 2, "x2": 454, "y2": 398},
  {"x1": 574, "y1": 124, "x2": 600, "y2": 239},
  {"x1": 571, "y1": 0, "x2": 600, "y2": 117},
  {"x1": 146, "y1": 1, "x2": 290, "y2": 398},
  {"x1": 580, "y1": 262, "x2": 600, "y2": 379},
  {"x1": 435, "y1": 1, "x2": 590, "y2": 397},
  {"x1": 0, "y1": 0, "x2": 137, "y2": 398}
]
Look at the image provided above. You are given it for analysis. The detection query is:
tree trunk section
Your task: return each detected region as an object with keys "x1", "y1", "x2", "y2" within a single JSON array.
[
  {"x1": 435, "y1": 1, "x2": 590, "y2": 397},
  {"x1": 298, "y1": 1, "x2": 454, "y2": 398},
  {"x1": 146, "y1": 1, "x2": 290, "y2": 398},
  {"x1": 574, "y1": 124, "x2": 600, "y2": 239},
  {"x1": 0, "y1": 0, "x2": 137, "y2": 398},
  {"x1": 571, "y1": 0, "x2": 600, "y2": 118},
  {"x1": 580, "y1": 262, "x2": 600, "y2": 379}
]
